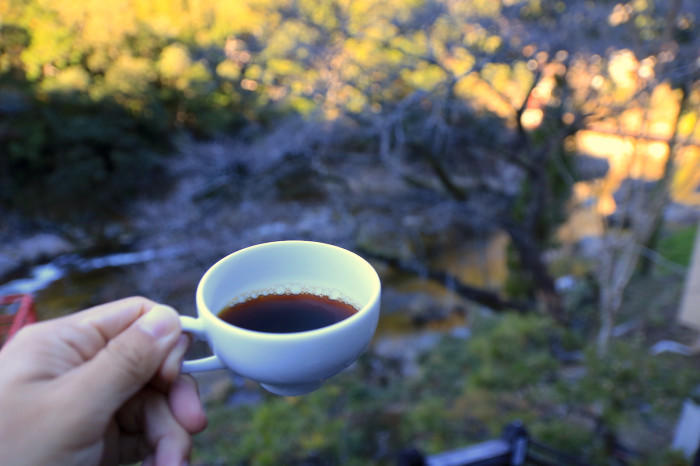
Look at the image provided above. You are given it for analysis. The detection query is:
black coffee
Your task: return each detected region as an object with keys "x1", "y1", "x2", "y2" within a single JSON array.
[{"x1": 218, "y1": 293, "x2": 358, "y2": 333}]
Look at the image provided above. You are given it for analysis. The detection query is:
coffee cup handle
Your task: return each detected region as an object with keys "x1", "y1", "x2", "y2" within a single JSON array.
[{"x1": 179, "y1": 316, "x2": 225, "y2": 372}]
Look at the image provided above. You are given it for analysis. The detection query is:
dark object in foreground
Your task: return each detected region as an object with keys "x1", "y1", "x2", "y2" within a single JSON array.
[{"x1": 397, "y1": 422, "x2": 588, "y2": 466}]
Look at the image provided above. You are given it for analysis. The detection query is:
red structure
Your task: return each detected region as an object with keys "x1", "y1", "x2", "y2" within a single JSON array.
[{"x1": 0, "y1": 294, "x2": 37, "y2": 346}]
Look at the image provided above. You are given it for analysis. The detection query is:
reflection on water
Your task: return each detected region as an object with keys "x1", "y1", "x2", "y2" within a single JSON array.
[
  {"x1": 0, "y1": 236, "x2": 507, "y2": 338},
  {"x1": 0, "y1": 234, "x2": 528, "y2": 400},
  {"x1": 0, "y1": 263, "x2": 64, "y2": 296},
  {"x1": 33, "y1": 267, "x2": 134, "y2": 320},
  {"x1": 0, "y1": 247, "x2": 185, "y2": 320}
]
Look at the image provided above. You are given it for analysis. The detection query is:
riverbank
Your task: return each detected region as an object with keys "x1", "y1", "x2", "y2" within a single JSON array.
[{"x1": 2, "y1": 127, "x2": 698, "y2": 464}]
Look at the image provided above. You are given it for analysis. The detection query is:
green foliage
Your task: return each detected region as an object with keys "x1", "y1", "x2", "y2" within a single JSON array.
[
  {"x1": 504, "y1": 242, "x2": 537, "y2": 301},
  {"x1": 231, "y1": 394, "x2": 345, "y2": 464},
  {"x1": 157, "y1": 44, "x2": 193, "y2": 83},
  {"x1": 632, "y1": 449, "x2": 691, "y2": 466},
  {"x1": 192, "y1": 307, "x2": 700, "y2": 464},
  {"x1": 464, "y1": 314, "x2": 560, "y2": 389},
  {"x1": 40, "y1": 66, "x2": 90, "y2": 93},
  {"x1": 0, "y1": 90, "x2": 170, "y2": 218},
  {"x1": 529, "y1": 419, "x2": 597, "y2": 456},
  {"x1": 0, "y1": 24, "x2": 30, "y2": 72},
  {"x1": 658, "y1": 225, "x2": 697, "y2": 268},
  {"x1": 562, "y1": 340, "x2": 700, "y2": 427},
  {"x1": 103, "y1": 55, "x2": 157, "y2": 97},
  {"x1": 417, "y1": 314, "x2": 563, "y2": 394},
  {"x1": 195, "y1": 374, "x2": 394, "y2": 465},
  {"x1": 0, "y1": 0, "x2": 592, "y2": 217}
]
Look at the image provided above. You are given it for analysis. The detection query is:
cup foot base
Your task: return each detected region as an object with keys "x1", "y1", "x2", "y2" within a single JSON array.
[{"x1": 261, "y1": 381, "x2": 322, "y2": 396}]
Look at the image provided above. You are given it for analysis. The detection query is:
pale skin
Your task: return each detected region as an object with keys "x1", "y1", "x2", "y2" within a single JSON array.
[{"x1": 0, "y1": 297, "x2": 207, "y2": 466}]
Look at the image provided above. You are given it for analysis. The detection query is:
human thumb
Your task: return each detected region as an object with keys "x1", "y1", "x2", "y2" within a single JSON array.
[{"x1": 68, "y1": 305, "x2": 182, "y2": 421}]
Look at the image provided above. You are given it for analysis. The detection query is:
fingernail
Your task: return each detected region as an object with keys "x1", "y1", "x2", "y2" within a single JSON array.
[
  {"x1": 174, "y1": 334, "x2": 189, "y2": 363},
  {"x1": 175, "y1": 333, "x2": 189, "y2": 351},
  {"x1": 138, "y1": 304, "x2": 179, "y2": 339}
]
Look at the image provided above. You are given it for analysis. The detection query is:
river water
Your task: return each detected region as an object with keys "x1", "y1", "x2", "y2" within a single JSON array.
[
  {"x1": 0, "y1": 240, "x2": 486, "y2": 352},
  {"x1": 0, "y1": 243, "x2": 485, "y2": 401},
  {"x1": 0, "y1": 248, "x2": 184, "y2": 319}
]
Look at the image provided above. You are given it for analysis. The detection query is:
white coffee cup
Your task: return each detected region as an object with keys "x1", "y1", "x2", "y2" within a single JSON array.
[{"x1": 178, "y1": 240, "x2": 381, "y2": 396}]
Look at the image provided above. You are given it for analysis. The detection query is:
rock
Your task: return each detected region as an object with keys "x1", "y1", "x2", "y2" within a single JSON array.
[
  {"x1": 664, "y1": 202, "x2": 700, "y2": 226},
  {"x1": 555, "y1": 275, "x2": 577, "y2": 292},
  {"x1": 0, "y1": 89, "x2": 30, "y2": 115},
  {"x1": 672, "y1": 399, "x2": 700, "y2": 459},
  {"x1": 560, "y1": 366, "x2": 587, "y2": 382},
  {"x1": 0, "y1": 233, "x2": 73, "y2": 282},
  {"x1": 605, "y1": 178, "x2": 657, "y2": 226},
  {"x1": 574, "y1": 154, "x2": 609, "y2": 181},
  {"x1": 227, "y1": 386, "x2": 263, "y2": 407},
  {"x1": 192, "y1": 371, "x2": 235, "y2": 404},
  {"x1": 574, "y1": 235, "x2": 604, "y2": 260},
  {"x1": 607, "y1": 179, "x2": 699, "y2": 227},
  {"x1": 450, "y1": 326, "x2": 471, "y2": 339},
  {"x1": 650, "y1": 340, "x2": 693, "y2": 356},
  {"x1": 381, "y1": 289, "x2": 437, "y2": 314},
  {"x1": 271, "y1": 152, "x2": 327, "y2": 201},
  {"x1": 613, "y1": 178, "x2": 657, "y2": 205},
  {"x1": 372, "y1": 331, "x2": 442, "y2": 376},
  {"x1": 0, "y1": 254, "x2": 15, "y2": 279},
  {"x1": 205, "y1": 377, "x2": 235, "y2": 404},
  {"x1": 355, "y1": 221, "x2": 415, "y2": 261},
  {"x1": 14, "y1": 233, "x2": 73, "y2": 264}
]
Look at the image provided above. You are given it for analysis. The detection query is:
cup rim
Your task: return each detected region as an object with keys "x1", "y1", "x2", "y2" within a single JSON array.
[{"x1": 195, "y1": 240, "x2": 381, "y2": 339}]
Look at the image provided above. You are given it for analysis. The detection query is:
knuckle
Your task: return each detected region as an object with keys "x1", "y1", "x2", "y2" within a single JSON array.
[
  {"x1": 12, "y1": 321, "x2": 46, "y2": 341},
  {"x1": 106, "y1": 337, "x2": 151, "y2": 382},
  {"x1": 122, "y1": 296, "x2": 155, "y2": 311},
  {"x1": 7, "y1": 322, "x2": 50, "y2": 351}
]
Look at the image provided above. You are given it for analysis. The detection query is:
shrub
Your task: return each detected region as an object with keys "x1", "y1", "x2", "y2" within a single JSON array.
[{"x1": 0, "y1": 90, "x2": 170, "y2": 219}]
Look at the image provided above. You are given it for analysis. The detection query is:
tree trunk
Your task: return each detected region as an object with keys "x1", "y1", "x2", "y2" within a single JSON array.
[
  {"x1": 638, "y1": 82, "x2": 689, "y2": 275},
  {"x1": 502, "y1": 222, "x2": 565, "y2": 323}
]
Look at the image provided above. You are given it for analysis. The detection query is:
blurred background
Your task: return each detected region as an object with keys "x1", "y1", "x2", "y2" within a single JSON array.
[{"x1": 1, "y1": 0, "x2": 700, "y2": 464}]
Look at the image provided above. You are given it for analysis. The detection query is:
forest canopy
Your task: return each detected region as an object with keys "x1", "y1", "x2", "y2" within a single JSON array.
[{"x1": 1, "y1": 0, "x2": 698, "y2": 216}]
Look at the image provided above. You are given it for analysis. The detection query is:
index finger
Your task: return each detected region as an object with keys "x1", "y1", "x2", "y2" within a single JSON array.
[
  {"x1": 71, "y1": 298, "x2": 187, "y2": 388},
  {"x1": 5, "y1": 296, "x2": 160, "y2": 362},
  {"x1": 43, "y1": 297, "x2": 162, "y2": 363},
  {"x1": 68, "y1": 296, "x2": 159, "y2": 340}
]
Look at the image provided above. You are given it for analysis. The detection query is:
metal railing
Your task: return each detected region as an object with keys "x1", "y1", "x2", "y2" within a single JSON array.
[
  {"x1": 0, "y1": 294, "x2": 37, "y2": 346},
  {"x1": 398, "y1": 422, "x2": 589, "y2": 466}
]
